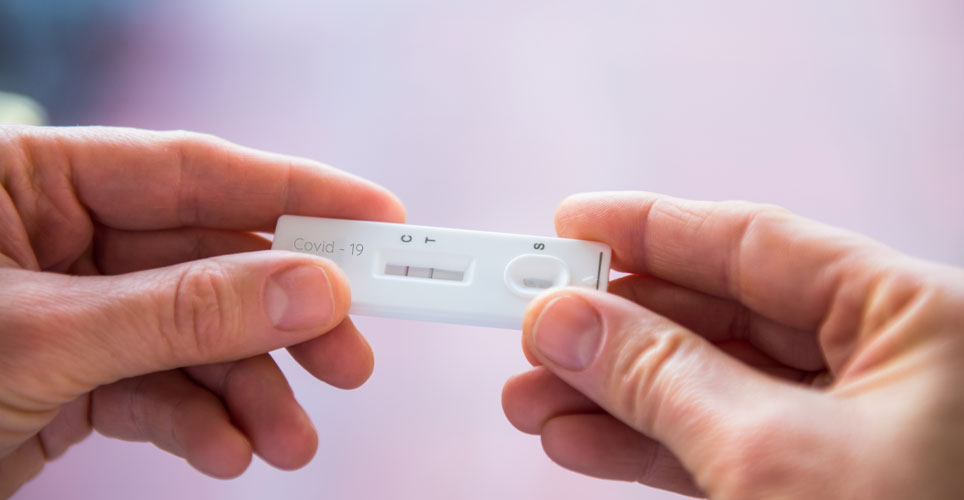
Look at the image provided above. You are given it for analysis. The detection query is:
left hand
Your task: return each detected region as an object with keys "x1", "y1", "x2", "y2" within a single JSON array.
[{"x1": 0, "y1": 126, "x2": 405, "y2": 497}]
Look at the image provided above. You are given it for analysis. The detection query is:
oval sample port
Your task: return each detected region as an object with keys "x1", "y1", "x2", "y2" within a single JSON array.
[{"x1": 504, "y1": 254, "x2": 571, "y2": 298}]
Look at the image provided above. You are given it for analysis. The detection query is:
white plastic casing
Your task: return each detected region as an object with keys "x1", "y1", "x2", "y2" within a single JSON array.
[{"x1": 271, "y1": 216, "x2": 612, "y2": 329}]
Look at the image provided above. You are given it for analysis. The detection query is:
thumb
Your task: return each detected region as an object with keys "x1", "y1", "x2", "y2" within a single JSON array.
[
  {"x1": 522, "y1": 288, "x2": 830, "y2": 495},
  {"x1": 0, "y1": 250, "x2": 349, "y2": 401}
]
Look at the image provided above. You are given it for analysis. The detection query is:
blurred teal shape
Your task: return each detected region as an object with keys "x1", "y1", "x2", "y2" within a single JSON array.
[
  {"x1": 0, "y1": 91, "x2": 47, "y2": 125},
  {"x1": 0, "y1": 0, "x2": 142, "y2": 124}
]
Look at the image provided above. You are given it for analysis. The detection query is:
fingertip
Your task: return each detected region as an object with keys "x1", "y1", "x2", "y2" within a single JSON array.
[
  {"x1": 522, "y1": 289, "x2": 584, "y2": 366},
  {"x1": 287, "y1": 317, "x2": 375, "y2": 390},
  {"x1": 326, "y1": 327, "x2": 375, "y2": 390},
  {"x1": 281, "y1": 251, "x2": 354, "y2": 326},
  {"x1": 501, "y1": 373, "x2": 538, "y2": 435},
  {"x1": 554, "y1": 191, "x2": 664, "y2": 241},
  {"x1": 522, "y1": 289, "x2": 606, "y2": 372},
  {"x1": 348, "y1": 334, "x2": 376, "y2": 389},
  {"x1": 261, "y1": 408, "x2": 318, "y2": 471},
  {"x1": 553, "y1": 193, "x2": 592, "y2": 236},
  {"x1": 556, "y1": 191, "x2": 598, "y2": 212},
  {"x1": 318, "y1": 259, "x2": 353, "y2": 323},
  {"x1": 345, "y1": 174, "x2": 407, "y2": 224},
  {"x1": 539, "y1": 416, "x2": 578, "y2": 468},
  {"x1": 378, "y1": 189, "x2": 407, "y2": 224},
  {"x1": 502, "y1": 368, "x2": 601, "y2": 436},
  {"x1": 522, "y1": 290, "x2": 564, "y2": 339},
  {"x1": 521, "y1": 339, "x2": 541, "y2": 367},
  {"x1": 553, "y1": 191, "x2": 625, "y2": 234},
  {"x1": 262, "y1": 255, "x2": 352, "y2": 335},
  {"x1": 520, "y1": 292, "x2": 555, "y2": 364},
  {"x1": 185, "y1": 419, "x2": 253, "y2": 479}
]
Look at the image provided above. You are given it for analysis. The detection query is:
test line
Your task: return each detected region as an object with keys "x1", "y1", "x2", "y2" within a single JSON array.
[{"x1": 595, "y1": 252, "x2": 602, "y2": 290}]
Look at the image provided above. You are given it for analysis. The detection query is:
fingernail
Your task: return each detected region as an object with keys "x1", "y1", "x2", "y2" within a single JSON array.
[
  {"x1": 532, "y1": 295, "x2": 603, "y2": 371},
  {"x1": 264, "y1": 265, "x2": 334, "y2": 330}
]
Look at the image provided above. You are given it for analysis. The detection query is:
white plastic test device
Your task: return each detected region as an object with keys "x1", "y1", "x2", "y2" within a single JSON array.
[{"x1": 271, "y1": 216, "x2": 612, "y2": 329}]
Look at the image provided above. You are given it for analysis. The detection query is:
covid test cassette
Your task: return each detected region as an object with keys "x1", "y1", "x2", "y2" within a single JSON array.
[{"x1": 271, "y1": 216, "x2": 612, "y2": 329}]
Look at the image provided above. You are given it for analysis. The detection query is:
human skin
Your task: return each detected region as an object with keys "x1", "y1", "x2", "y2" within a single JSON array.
[
  {"x1": 502, "y1": 192, "x2": 964, "y2": 499},
  {"x1": 0, "y1": 126, "x2": 405, "y2": 498}
]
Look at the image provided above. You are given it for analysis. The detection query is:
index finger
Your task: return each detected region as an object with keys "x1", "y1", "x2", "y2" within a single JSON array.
[
  {"x1": 554, "y1": 191, "x2": 898, "y2": 333},
  {"x1": 18, "y1": 126, "x2": 405, "y2": 231}
]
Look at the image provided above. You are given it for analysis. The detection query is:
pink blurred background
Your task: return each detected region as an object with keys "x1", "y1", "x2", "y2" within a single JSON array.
[{"x1": 10, "y1": 1, "x2": 964, "y2": 499}]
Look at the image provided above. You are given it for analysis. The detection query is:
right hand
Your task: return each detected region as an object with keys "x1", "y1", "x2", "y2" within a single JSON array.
[{"x1": 503, "y1": 191, "x2": 964, "y2": 499}]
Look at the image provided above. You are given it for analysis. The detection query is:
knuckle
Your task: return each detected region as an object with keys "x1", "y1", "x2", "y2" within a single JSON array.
[
  {"x1": 609, "y1": 322, "x2": 695, "y2": 433},
  {"x1": 728, "y1": 202, "x2": 793, "y2": 244},
  {"x1": 725, "y1": 200, "x2": 792, "y2": 220},
  {"x1": 720, "y1": 202, "x2": 793, "y2": 298},
  {"x1": 163, "y1": 128, "x2": 211, "y2": 143},
  {"x1": 162, "y1": 129, "x2": 228, "y2": 154},
  {"x1": 159, "y1": 130, "x2": 231, "y2": 226},
  {"x1": 167, "y1": 261, "x2": 240, "y2": 360}
]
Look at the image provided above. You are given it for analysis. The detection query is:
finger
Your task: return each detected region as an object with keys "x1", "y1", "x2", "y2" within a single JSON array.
[
  {"x1": 504, "y1": 347, "x2": 809, "y2": 444},
  {"x1": 521, "y1": 334, "x2": 541, "y2": 367},
  {"x1": 522, "y1": 288, "x2": 834, "y2": 495},
  {"x1": 502, "y1": 367, "x2": 598, "y2": 435},
  {"x1": 37, "y1": 395, "x2": 92, "y2": 460},
  {"x1": 185, "y1": 355, "x2": 317, "y2": 470},
  {"x1": 0, "y1": 438, "x2": 44, "y2": 499},
  {"x1": 541, "y1": 414, "x2": 703, "y2": 497},
  {"x1": 0, "y1": 183, "x2": 38, "y2": 271},
  {"x1": 16, "y1": 126, "x2": 406, "y2": 233},
  {"x1": 287, "y1": 316, "x2": 375, "y2": 390},
  {"x1": 609, "y1": 274, "x2": 825, "y2": 371},
  {"x1": 0, "y1": 250, "x2": 351, "y2": 402},
  {"x1": 94, "y1": 226, "x2": 271, "y2": 275},
  {"x1": 90, "y1": 370, "x2": 252, "y2": 479},
  {"x1": 554, "y1": 192, "x2": 899, "y2": 365},
  {"x1": 712, "y1": 339, "x2": 812, "y2": 381}
]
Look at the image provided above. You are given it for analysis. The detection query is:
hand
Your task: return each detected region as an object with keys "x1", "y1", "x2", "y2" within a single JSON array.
[
  {"x1": 0, "y1": 126, "x2": 405, "y2": 497},
  {"x1": 502, "y1": 192, "x2": 964, "y2": 499}
]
